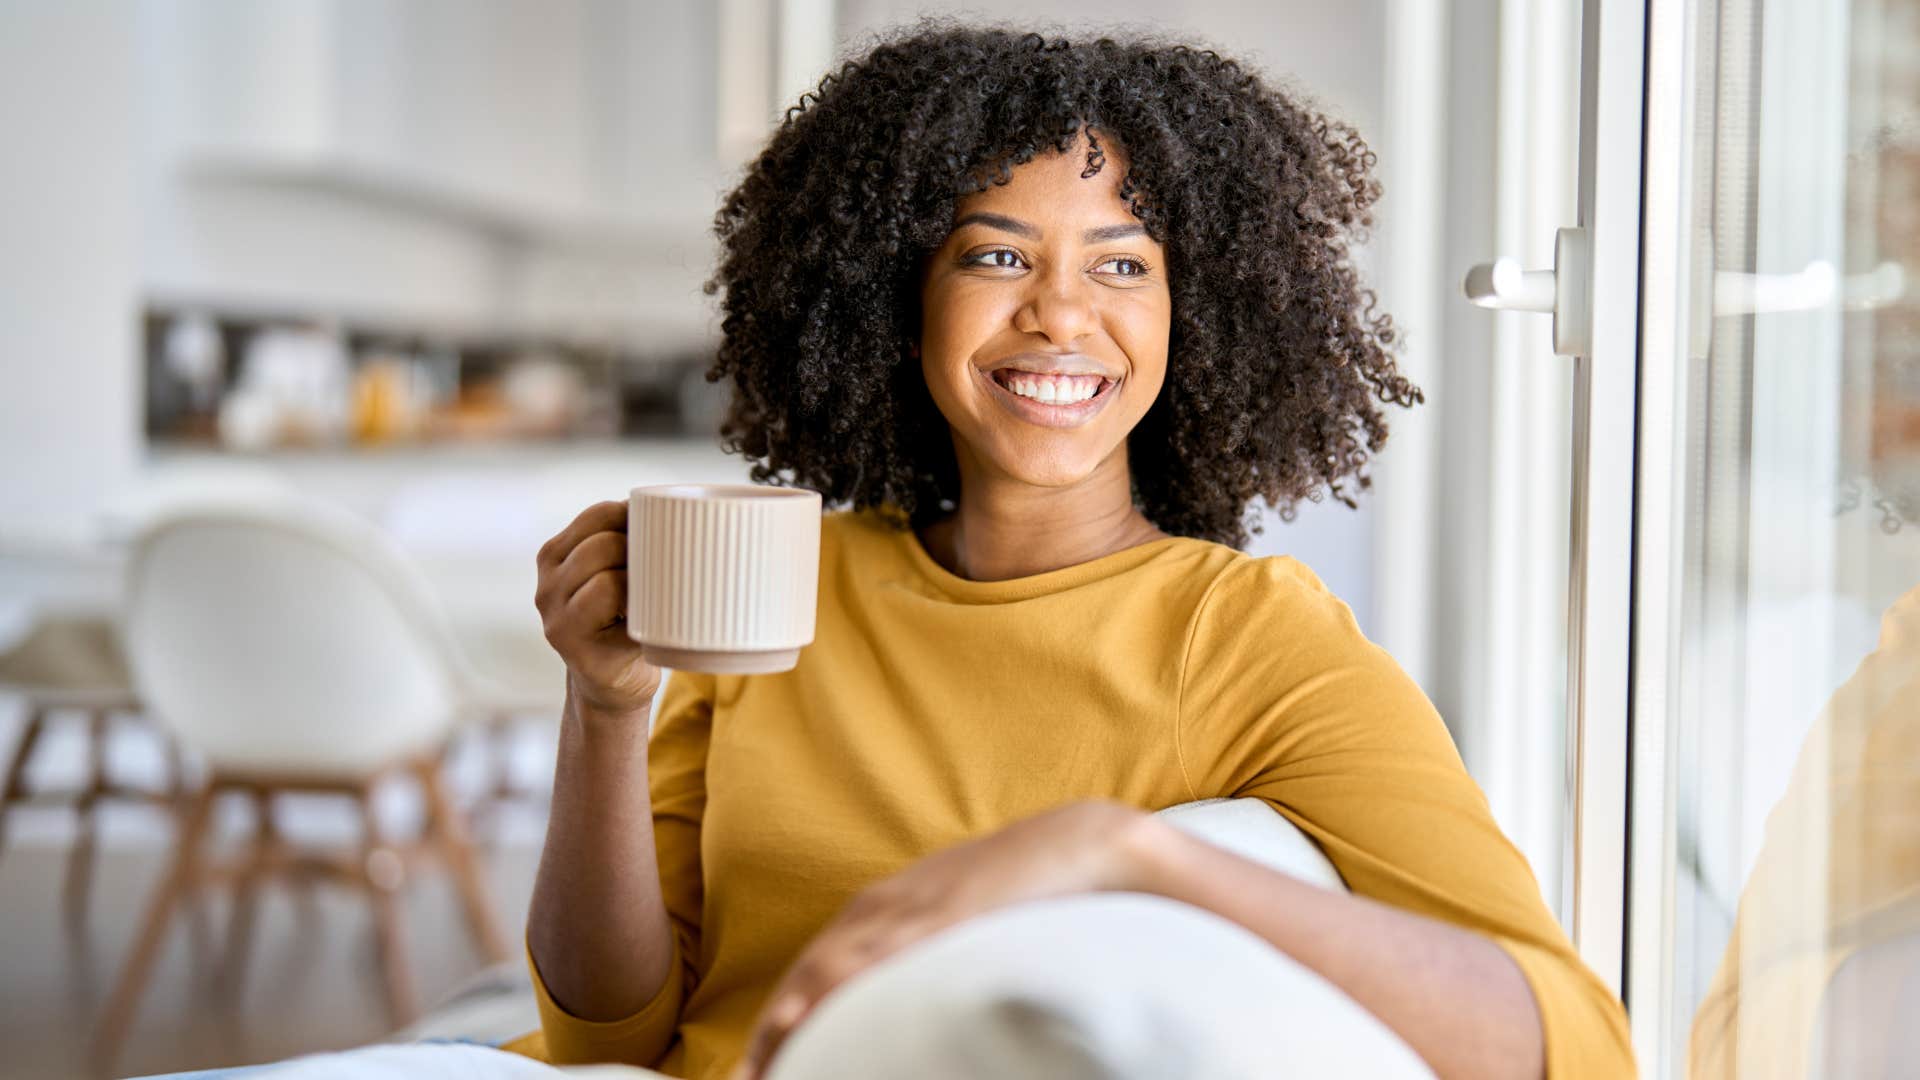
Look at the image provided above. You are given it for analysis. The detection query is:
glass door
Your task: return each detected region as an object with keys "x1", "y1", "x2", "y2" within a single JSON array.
[
  {"x1": 1465, "y1": 0, "x2": 1649, "y2": 993},
  {"x1": 1629, "y1": 0, "x2": 1919, "y2": 1076},
  {"x1": 1469, "y1": 0, "x2": 1914, "y2": 1070}
]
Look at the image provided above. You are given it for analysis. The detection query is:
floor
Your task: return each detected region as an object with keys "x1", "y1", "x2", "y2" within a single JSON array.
[{"x1": 0, "y1": 836, "x2": 541, "y2": 1080}]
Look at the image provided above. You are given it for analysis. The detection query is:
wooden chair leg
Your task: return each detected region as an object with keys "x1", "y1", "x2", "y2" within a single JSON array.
[
  {"x1": 93, "y1": 784, "x2": 217, "y2": 1075},
  {"x1": 163, "y1": 730, "x2": 189, "y2": 798},
  {"x1": 221, "y1": 789, "x2": 272, "y2": 1000},
  {"x1": 359, "y1": 786, "x2": 417, "y2": 1027},
  {"x1": 0, "y1": 704, "x2": 49, "y2": 857},
  {"x1": 149, "y1": 728, "x2": 218, "y2": 975},
  {"x1": 63, "y1": 708, "x2": 110, "y2": 930},
  {"x1": 486, "y1": 714, "x2": 517, "y2": 846},
  {"x1": 417, "y1": 759, "x2": 510, "y2": 963}
]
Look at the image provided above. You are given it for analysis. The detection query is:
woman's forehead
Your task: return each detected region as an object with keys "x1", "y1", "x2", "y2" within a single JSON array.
[{"x1": 953, "y1": 147, "x2": 1142, "y2": 232}]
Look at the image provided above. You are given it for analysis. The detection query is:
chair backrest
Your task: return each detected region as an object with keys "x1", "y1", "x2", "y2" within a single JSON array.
[{"x1": 122, "y1": 498, "x2": 469, "y2": 777}]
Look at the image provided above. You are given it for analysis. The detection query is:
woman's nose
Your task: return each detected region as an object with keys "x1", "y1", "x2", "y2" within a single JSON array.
[{"x1": 1013, "y1": 272, "x2": 1098, "y2": 346}]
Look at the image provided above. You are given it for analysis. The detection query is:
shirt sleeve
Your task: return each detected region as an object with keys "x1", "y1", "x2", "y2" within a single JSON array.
[
  {"x1": 529, "y1": 668, "x2": 717, "y2": 1066},
  {"x1": 1176, "y1": 556, "x2": 1633, "y2": 1078}
]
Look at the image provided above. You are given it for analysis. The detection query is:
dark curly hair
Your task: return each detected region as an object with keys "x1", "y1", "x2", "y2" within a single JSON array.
[{"x1": 703, "y1": 20, "x2": 1421, "y2": 548}]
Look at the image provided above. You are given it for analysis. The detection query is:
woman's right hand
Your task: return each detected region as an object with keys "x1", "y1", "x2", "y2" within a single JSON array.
[{"x1": 536, "y1": 499, "x2": 661, "y2": 716}]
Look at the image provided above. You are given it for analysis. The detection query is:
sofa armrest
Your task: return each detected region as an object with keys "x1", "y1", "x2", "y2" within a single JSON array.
[
  {"x1": 1152, "y1": 797, "x2": 1346, "y2": 893},
  {"x1": 767, "y1": 801, "x2": 1420, "y2": 1080}
]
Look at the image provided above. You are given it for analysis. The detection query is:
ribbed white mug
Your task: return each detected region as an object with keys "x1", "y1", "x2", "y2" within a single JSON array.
[{"x1": 627, "y1": 484, "x2": 822, "y2": 674}]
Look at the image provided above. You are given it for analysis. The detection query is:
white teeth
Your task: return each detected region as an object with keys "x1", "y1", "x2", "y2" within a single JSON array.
[{"x1": 1003, "y1": 373, "x2": 1102, "y2": 405}]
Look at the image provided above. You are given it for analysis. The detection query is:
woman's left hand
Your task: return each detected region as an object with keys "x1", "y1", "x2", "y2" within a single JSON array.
[{"x1": 728, "y1": 799, "x2": 1158, "y2": 1080}]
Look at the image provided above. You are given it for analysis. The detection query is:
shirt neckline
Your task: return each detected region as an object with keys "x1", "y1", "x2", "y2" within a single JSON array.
[{"x1": 891, "y1": 518, "x2": 1191, "y2": 603}]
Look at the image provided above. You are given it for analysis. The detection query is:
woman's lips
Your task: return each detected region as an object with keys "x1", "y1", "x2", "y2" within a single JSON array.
[{"x1": 979, "y1": 367, "x2": 1119, "y2": 429}]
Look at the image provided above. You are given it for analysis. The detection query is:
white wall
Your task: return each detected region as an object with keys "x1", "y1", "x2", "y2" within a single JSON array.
[
  {"x1": 838, "y1": 1, "x2": 1386, "y2": 135},
  {"x1": 136, "y1": 0, "x2": 723, "y2": 345},
  {"x1": 0, "y1": 3, "x2": 140, "y2": 534}
]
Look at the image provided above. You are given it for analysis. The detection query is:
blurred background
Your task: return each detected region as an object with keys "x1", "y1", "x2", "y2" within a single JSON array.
[{"x1": 3, "y1": 1, "x2": 1915, "y2": 1078}]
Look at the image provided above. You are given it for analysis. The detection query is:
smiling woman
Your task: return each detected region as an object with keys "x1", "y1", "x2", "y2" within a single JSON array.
[
  {"x1": 705, "y1": 22, "x2": 1419, "y2": 549},
  {"x1": 514, "y1": 20, "x2": 1633, "y2": 1080}
]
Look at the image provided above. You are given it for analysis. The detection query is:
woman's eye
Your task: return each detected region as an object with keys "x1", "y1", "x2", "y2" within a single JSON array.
[
  {"x1": 968, "y1": 249, "x2": 1026, "y2": 269},
  {"x1": 962, "y1": 250, "x2": 1149, "y2": 276}
]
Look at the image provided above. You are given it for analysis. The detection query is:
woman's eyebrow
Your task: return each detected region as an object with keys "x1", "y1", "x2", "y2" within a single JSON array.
[
  {"x1": 953, "y1": 212, "x2": 1038, "y2": 238},
  {"x1": 952, "y1": 213, "x2": 1148, "y2": 245},
  {"x1": 1082, "y1": 222, "x2": 1147, "y2": 243}
]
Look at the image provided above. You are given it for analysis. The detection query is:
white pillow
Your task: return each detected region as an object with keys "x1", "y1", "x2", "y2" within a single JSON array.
[
  {"x1": 767, "y1": 800, "x2": 1431, "y2": 1080},
  {"x1": 1152, "y1": 797, "x2": 1347, "y2": 892}
]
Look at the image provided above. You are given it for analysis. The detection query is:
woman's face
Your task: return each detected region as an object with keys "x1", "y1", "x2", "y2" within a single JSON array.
[{"x1": 918, "y1": 134, "x2": 1171, "y2": 492}]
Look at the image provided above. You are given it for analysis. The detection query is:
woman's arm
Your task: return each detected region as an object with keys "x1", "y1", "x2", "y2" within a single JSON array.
[
  {"x1": 730, "y1": 797, "x2": 1545, "y2": 1080},
  {"x1": 522, "y1": 498, "x2": 694, "y2": 1060},
  {"x1": 526, "y1": 678, "x2": 675, "y2": 1021},
  {"x1": 1118, "y1": 813, "x2": 1543, "y2": 1080},
  {"x1": 1177, "y1": 557, "x2": 1632, "y2": 1077}
]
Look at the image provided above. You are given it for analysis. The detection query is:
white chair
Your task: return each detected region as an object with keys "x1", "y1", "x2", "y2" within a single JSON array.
[
  {"x1": 382, "y1": 474, "x2": 571, "y2": 844},
  {"x1": 95, "y1": 497, "x2": 513, "y2": 1071}
]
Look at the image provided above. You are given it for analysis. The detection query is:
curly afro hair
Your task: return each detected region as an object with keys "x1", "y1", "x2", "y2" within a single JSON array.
[{"x1": 704, "y1": 21, "x2": 1421, "y2": 549}]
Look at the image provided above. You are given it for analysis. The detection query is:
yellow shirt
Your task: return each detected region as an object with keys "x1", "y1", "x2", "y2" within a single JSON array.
[{"x1": 515, "y1": 509, "x2": 1632, "y2": 1077}]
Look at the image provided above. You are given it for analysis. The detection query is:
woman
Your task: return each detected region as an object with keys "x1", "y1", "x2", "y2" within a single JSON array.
[{"x1": 519, "y1": 23, "x2": 1631, "y2": 1080}]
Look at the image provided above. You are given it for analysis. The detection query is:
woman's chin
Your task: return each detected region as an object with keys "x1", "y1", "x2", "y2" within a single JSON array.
[{"x1": 977, "y1": 443, "x2": 1114, "y2": 492}]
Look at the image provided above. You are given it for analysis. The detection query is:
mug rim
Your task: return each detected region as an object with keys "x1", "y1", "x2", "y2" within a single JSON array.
[{"x1": 630, "y1": 483, "x2": 820, "y2": 502}]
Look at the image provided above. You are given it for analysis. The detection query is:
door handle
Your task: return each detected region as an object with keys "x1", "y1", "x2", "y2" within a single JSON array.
[
  {"x1": 1713, "y1": 261, "x2": 1834, "y2": 316},
  {"x1": 1689, "y1": 260, "x2": 1907, "y2": 356},
  {"x1": 1463, "y1": 227, "x2": 1592, "y2": 356},
  {"x1": 1463, "y1": 258, "x2": 1557, "y2": 311},
  {"x1": 1472, "y1": 243, "x2": 1906, "y2": 359},
  {"x1": 1711, "y1": 260, "x2": 1905, "y2": 316}
]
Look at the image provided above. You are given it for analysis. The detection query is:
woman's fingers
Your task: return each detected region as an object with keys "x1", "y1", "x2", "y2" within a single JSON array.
[
  {"x1": 536, "y1": 500, "x2": 626, "y2": 571},
  {"x1": 564, "y1": 568, "x2": 627, "y2": 634},
  {"x1": 739, "y1": 1001, "x2": 803, "y2": 1080},
  {"x1": 533, "y1": 499, "x2": 659, "y2": 716},
  {"x1": 738, "y1": 963, "x2": 824, "y2": 1079},
  {"x1": 739, "y1": 924, "x2": 914, "y2": 1078},
  {"x1": 748, "y1": 993, "x2": 809, "y2": 1071},
  {"x1": 542, "y1": 530, "x2": 627, "y2": 608}
]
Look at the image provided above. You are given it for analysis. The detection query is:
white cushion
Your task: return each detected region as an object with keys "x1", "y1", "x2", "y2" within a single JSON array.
[
  {"x1": 1153, "y1": 797, "x2": 1346, "y2": 892},
  {"x1": 767, "y1": 799, "x2": 1432, "y2": 1080}
]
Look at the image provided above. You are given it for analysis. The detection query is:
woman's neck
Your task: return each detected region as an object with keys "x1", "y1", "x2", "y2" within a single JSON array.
[{"x1": 919, "y1": 449, "x2": 1168, "y2": 582}]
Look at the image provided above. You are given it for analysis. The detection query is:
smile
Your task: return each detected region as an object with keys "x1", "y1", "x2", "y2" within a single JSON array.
[{"x1": 982, "y1": 367, "x2": 1119, "y2": 429}]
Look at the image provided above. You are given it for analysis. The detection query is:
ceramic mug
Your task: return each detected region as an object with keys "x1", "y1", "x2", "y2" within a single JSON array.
[{"x1": 626, "y1": 484, "x2": 822, "y2": 674}]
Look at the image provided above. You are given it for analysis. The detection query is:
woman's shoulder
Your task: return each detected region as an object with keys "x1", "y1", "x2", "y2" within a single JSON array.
[
  {"x1": 1189, "y1": 542, "x2": 1339, "y2": 598},
  {"x1": 1179, "y1": 550, "x2": 1402, "y2": 715},
  {"x1": 1189, "y1": 547, "x2": 1363, "y2": 640}
]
